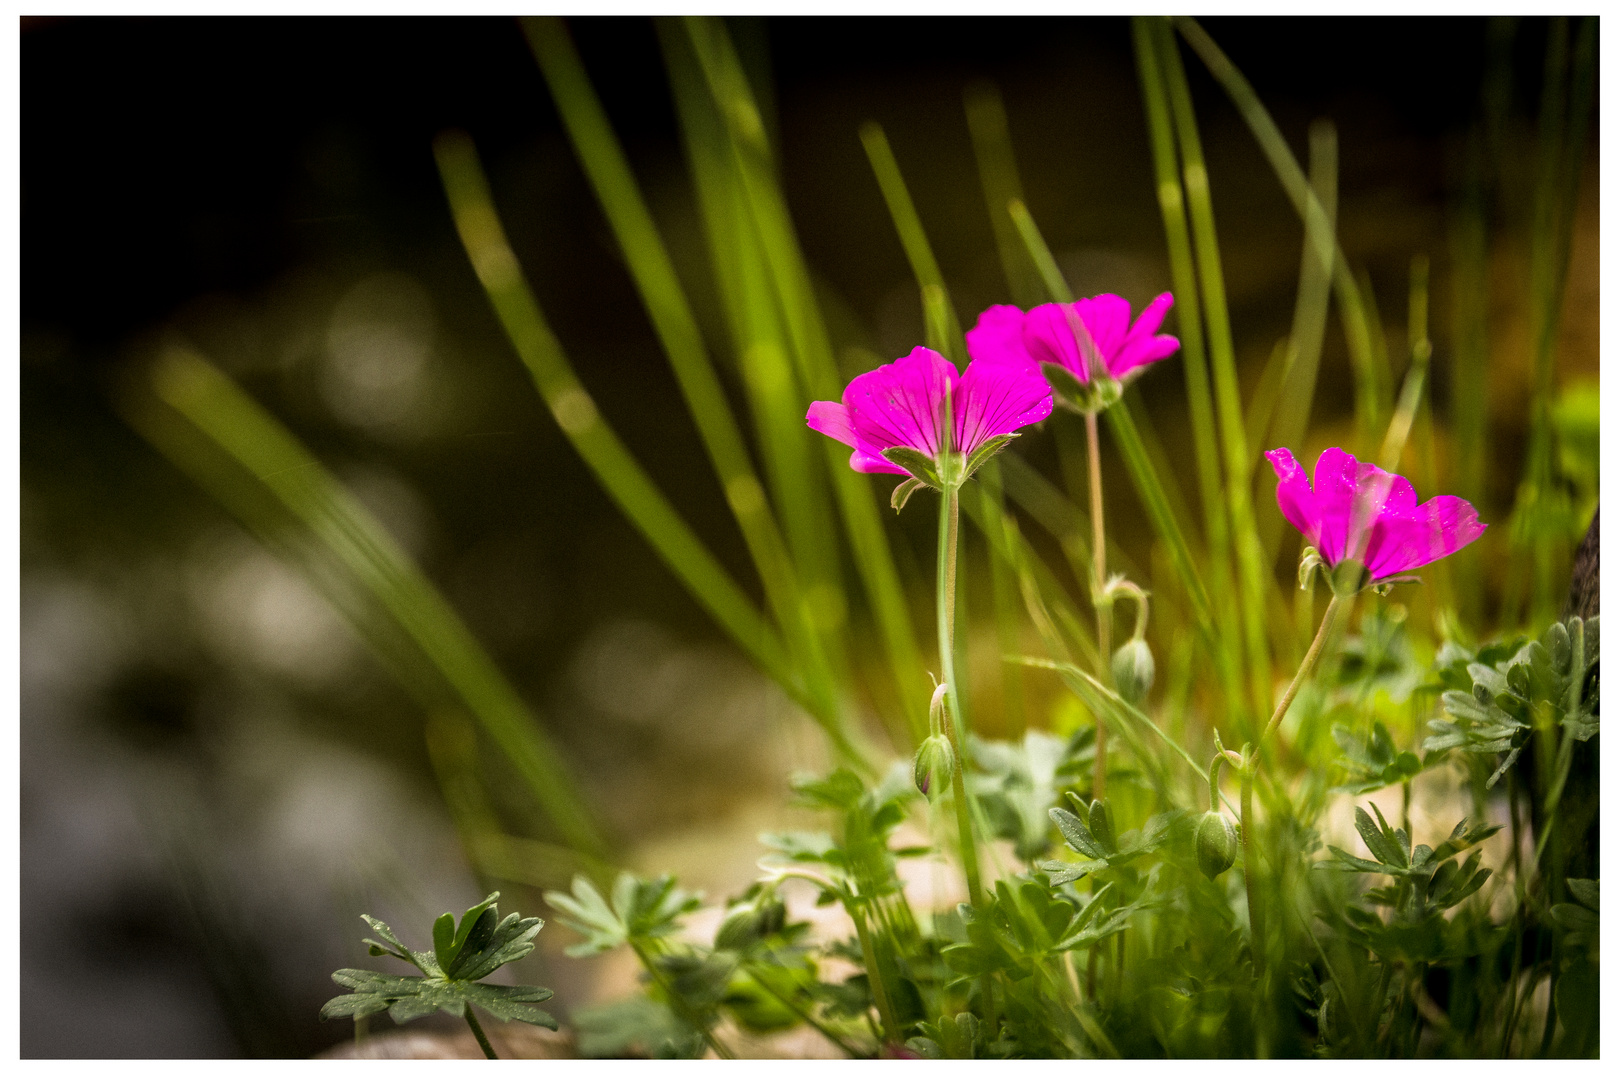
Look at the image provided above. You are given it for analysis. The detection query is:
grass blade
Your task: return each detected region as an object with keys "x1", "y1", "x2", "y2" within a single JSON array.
[
  {"x1": 683, "y1": 16, "x2": 929, "y2": 744},
  {"x1": 433, "y1": 131, "x2": 816, "y2": 734},
  {"x1": 522, "y1": 17, "x2": 852, "y2": 739},
  {"x1": 858, "y1": 120, "x2": 965, "y2": 365},
  {"x1": 1155, "y1": 18, "x2": 1273, "y2": 726},
  {"x1": 964, "y1": 81, "x2": 1047, "y2": 310},
  {"x1": 1172, "y1": 16, "x2": 1384, "y2": 454},
  {"x1": 135, "y1": 347, "x2": 608, "y2": 859}
]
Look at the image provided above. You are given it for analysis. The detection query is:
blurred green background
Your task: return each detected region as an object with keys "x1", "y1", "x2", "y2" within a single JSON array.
[{"x1": 20, "y1": 16, "x2": 1596, "y2": 1057}]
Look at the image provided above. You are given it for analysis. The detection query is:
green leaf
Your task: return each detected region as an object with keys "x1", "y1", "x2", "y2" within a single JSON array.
[
  {"x1": 1567, "y1": 877, "x2": 1599, "y2": 911},
  {"x1": 1049, "y1": 807, "x2": 1107, "y2": 861}
]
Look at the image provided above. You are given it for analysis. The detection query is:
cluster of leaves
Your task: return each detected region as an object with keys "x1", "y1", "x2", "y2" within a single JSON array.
[
  {"x1": 320, "y1": 892, "x2": 556, "y2": 1029},
  {"x1": 1426, "y1": 616, "x2": 1599, "y2": 785},
  {"x1": 1317, "y1": 806, "x2": 1501, "y2": 964}
]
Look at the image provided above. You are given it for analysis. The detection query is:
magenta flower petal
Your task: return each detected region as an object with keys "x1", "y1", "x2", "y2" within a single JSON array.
[
  {"x1": 964, "y1": 304, "x2": 1036, "y2": 374},
  {"x1": 1266, "y1": 448, "x2": 1324, "y2": 552},
  {"x1": 845, "y1": 346, "x2": 955, "y2": 462},
  {"x1": 1110, "y1": 292, "x2": 1180, "y2": 378},
  {"x1": 807, "y1": 344, "x2": 1054, "y2": 484},
  {"x1": 1022, "y1": 302, "x2": 1093, "y2": 379},
  {"x1": 806, "y1": 399, "x2": 903, "y2": 474},
  {"x1": 1072, "y1": 293, "x2": 1133, "y2": 360},
  {"x1": 977, "y1": 293, "x2": 1180, "y2": 391},
  {"x1": 1266, "y1": 445, "x2": 1487, "y2": 586},
  {"x1": 1363, "y1": 496, "x2": 1488, "y2": 581},
  {"x1": 955, "y1": 356, "x2": 1055, "y2": 453}
]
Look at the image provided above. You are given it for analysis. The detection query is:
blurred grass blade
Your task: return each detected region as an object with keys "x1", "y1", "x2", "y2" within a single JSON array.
[
  {"x1": 1260, "y1": 120, "x2": 1337, "y2": 565},
  {"x1": 433, "y1": 131, "x2": 822, "y2": 738},
  {"x1": 858, "y1": 120, "x2": 965, "y2": 366},
  {"x1": 1519, "y1": 15, "x2": 1595, "y2": 626},
  {"x1": 522, "y1": 17, "x2": 851, "y2": 743},
  {"x1": 139, "y1": 347, "x2": 608, "y2": 859},
  {"x1": 976, "y1": 464, "x2": 1027, "y2": 732},
  {"x1": 1172, "y1": 16, "x2": 1384, "y2": 453},
  {"x1": 964, "y1": 81, "x2": 1046, "y2": 310},
  {"x1": 1154, "y1": 18, "x2": 1272, "y2": 724},
  {"x1": 993, "y1": 510, "x2": 1100, "y2": 673},
  {"x1": 1267, "y1": 119, "x2": 1338, "y2": 457},
  {"x1": 683, "y1": 15, "x2": 929, "y2": 742},
  {"x1": 1129, "y1": 18, "x2": 1237, "y2": 702},
  {"x1": 1379, "y1": 256, "x2": 1431, "y2": 473},
  {"x1": 656, "y1": 21, "x2": 872, "y2": 736},
  {"x1": 426, "y1": 711, "x2": 611, "y2": 891}
]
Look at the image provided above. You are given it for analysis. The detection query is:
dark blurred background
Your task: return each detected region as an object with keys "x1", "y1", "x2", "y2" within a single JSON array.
[{"x1": 20, "y1": 16, "x2": 1596, "y2": 1057}]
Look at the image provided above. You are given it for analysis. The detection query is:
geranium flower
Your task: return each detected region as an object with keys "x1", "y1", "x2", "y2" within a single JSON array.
[
  {"x1": 806, "y1": 345, "x2": 1051, "y2": 506},
  {"x1": 965, "y1": 293, "x2": 1180, "y2": 412},
  {"x1": 1265, "y1": 447, "x2": 1487, "y2": 591}
]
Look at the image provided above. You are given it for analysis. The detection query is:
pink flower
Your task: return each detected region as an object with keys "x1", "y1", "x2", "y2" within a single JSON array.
[
  {"x1": 966, "y1": 293, "x2": 1180, "y2": 408},
  {"x1": 1265, "y1": 447, "x2": 1487, "y2": 587},
  {"x1": 805, "y1": 346, "x2": 1052, "y2": 490}
]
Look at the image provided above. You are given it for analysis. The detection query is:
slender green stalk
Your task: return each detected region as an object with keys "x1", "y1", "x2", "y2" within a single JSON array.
[
  {"x1": 1084, "y1": 411, "x2": 1113, "y2": 799},
  {"x1": 463, "y1": 1004, "x2": 498, "y2": 1059},
  {"x1": 632, "y1": 941, "x2": 735, "y2": 1059},
  {"x1": 1240, "y1": 754, "x2": 1265, "y2": 977},
  {"x1": 939, "y1": 487, "x2": 984, "y2": 908},
  {"x1": 137, "y1": 348, "x2": 608, "y2": 859},
  {"x1": 1261, "y1": 595, "x2": 1344, "y2": 748},
  {"x1": 861, "y1": 116, "x2": 1030, "y2": 736},
  {"x1": 1154, "y1": 19, "x2": 1273, "y2": 725},
  {"x1": 1006, "y1": 198, "x2": 1216, "y2": 643}
]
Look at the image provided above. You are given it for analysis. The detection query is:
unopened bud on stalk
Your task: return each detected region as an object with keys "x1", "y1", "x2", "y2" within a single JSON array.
[
  {"x1": 1111, "y1": 638, "x2": 1156, "y2": 706},
  {"x1": 913, "y1": 734, "x2": 955, "y2": 798},
  {"x1": 1196, "y1": 810, "x2": 1239, "y2": 879}
]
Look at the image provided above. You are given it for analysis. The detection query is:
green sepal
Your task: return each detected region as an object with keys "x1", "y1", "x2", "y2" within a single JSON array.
[
  {"x1": 880, "y1": 446, "x2": 942, "y2": 488},
  {"x1": 890, "y1": 477, "x2": 926, "y2": 512},
  {"x1": 962, "y1": 432, "x2": 1017, "y2": 482},
  {"x1": 1041, "y1": 362, "x2": 1120, "y2": 414}
]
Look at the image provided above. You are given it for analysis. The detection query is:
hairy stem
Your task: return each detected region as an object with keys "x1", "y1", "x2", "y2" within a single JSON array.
[
  {"x1": 1261, "y1": 594, "x2": 1344, "y2": 748},
  {"x1": 939, "y1": 486, "x2": 985, "y2": 907},
  {"x1": 1241, "y1": 758, "x2": 1265, "y2": 978},
  {"x1": 463, "y1": 1004, "x2": 498, "y2": 1060},
  {"x1": 1085, "y1": 411, "x2": 1113, "y2": 799}
]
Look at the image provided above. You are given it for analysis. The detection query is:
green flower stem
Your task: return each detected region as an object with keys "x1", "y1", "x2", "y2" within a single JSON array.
[
  {"x1": 463, "y1": 1004, "x2": 498, "y2": 1060},
  {"x1": 741, "y1": 961, "x2": 863, "y2": 1058},
  {"x1": 1239, "y1": 753, "x2": 1264, "y2": 977},
  {"x1": 1085, "y1": 410, "x2": 1114, "y2": 801},
  {"x1": 1260, "y1": 594, "x2": 1344, "y2": 749},
  {"x1": 630, "y1": 942, "x2": 735, "y2": 1059},
  {"x1": 938, "y1": 485, "x2": 985, "y2": 909},
  {"x1": 851, "y1": 903, "x2": 902, "y2": 1046}
]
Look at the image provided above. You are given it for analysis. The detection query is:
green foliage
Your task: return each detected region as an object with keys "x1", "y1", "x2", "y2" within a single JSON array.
[
  {"x1": 1426, "y1": 616, "x2": 1599, "y2": 784},
  {"x1": 320, "y1": 893, "x2": 556, "y2": 1030},
  {"x1": 544, "y1": 873, "x2": 702, "y2": 958},
  {"x1": 1317, "y1": 808, "x2": 1501, "y2": 964}
]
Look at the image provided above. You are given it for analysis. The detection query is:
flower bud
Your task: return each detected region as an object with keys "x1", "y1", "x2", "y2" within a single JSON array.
[
  {"x1": 913, "y1": 734, "x2": 955, "y2": 799},
  {"x1": 1111, "y1": 638, "x2": 1156, "y2": 706},
  {"x1": 1196, "y1": 810, "x2": 1239, "y2": 879},
  {"x1": 715, "y1": 890, "x2": 787, "y2": 951}
]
